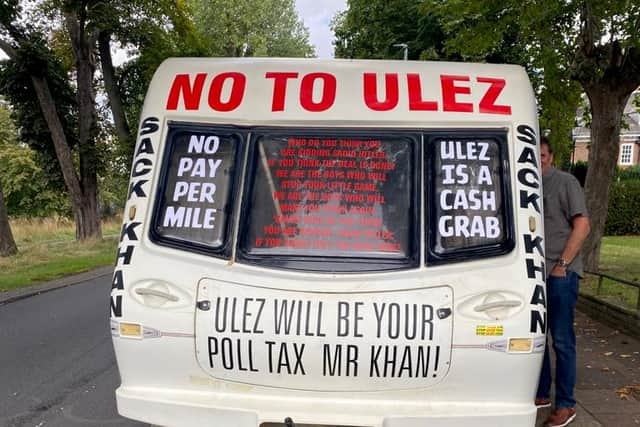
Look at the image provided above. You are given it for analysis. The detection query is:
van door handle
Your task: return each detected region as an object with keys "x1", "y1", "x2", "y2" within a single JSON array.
[
  {"x1": 473, "y1": 300, "x2": 521, "y2": 312},
  {"x1": 135, "y1": 288, "x2": 179, "y2": 302}
]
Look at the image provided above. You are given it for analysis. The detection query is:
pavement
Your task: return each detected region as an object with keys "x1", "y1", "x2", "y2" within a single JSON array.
[
  {"x1": 535, "y1": 309, "x2": 640, "y2": 426},
  {"x1": 1, "y1": 267, "x2": 639, "y2": 427}
]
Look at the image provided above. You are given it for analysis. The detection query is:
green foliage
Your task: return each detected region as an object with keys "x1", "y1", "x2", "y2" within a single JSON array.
[
  {"x1": 0, "y1": 101, "x2": 16, "y2": 145},
  {"x1": 0, "y1": 236, "x2": 118, "y2": 291},
  {"x1": 332, "y1": 0, "x2": 450, "y2": 60},
  {"x1": 0, "y1": 0, "x2": 20, "y2": 24},
  {"x1": 616, "y1": 164, "x2": 640, "y2": 182},
  {"x1": 605, "y1": 180, "x2": 640, "y2": 236},
  {"x1": 0, "y1": 31, "x2": 78, "y2": 184},
  {"x1": 571, "y1": 161, "x2": 588, "y2": 187},
  {"x1": 189, "y1": 0, "x2": 314, "y2": 58},
  {"x1": 0, "y1": 104, "x2": 70, "y2": 217}
]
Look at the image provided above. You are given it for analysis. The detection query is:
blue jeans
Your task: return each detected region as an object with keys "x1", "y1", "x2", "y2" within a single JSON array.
[{"x1": 536, "y1": 270, "x2": 579, "y2": 408}]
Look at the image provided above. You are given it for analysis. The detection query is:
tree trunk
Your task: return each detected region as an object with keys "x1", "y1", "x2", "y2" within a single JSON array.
[
  {"x1": 31, "y1": 72, "x2": 101, "y2": 241},
  {"x1": 66, "y1": 10, "x2": 102, "y2": 240},
  {"x1": 74, "y1": 191, "x2": 101, "y2": 240},
  {"x1": 29, "y1": 74, "x2": 84, "y2": 209},
  {"x1": 98, "y1": 31, "x2": 131, "y2": 146},
  {"x1": 582, "y1": 87, "x2": 631, "y2": 272},
  {"x1": 0, "y1": 185, "x2": 18, "y2": 257}
]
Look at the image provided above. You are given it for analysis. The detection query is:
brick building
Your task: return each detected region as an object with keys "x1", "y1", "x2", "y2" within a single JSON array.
[{"x1": 572, "y1": 91, "x2": 640, "y2": 168}]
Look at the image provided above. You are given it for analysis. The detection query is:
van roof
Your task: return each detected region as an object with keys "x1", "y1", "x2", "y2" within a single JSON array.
[{"x1": 144, "y1": 58, "x2": 536, "y2": 127}]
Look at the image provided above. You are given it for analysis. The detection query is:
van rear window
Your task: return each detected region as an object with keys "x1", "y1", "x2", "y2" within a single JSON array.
[
  {"x1": 151, "y1": 126, "x2": 240, "y2": 255},
  {"x1": 427, "y1": 133, "x2": 513, "y2": 262},
  {"x1": 238, "y1": 132, "x2": 418, "y2": 271}
]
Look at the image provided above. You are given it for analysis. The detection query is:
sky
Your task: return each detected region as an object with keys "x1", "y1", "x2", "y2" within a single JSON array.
[{"x1": 295, "y1": 0, "x2": 347, "y2": 59}]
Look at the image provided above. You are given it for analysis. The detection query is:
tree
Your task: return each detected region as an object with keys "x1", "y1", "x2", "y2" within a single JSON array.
[
  {"x1": 418, "y1": 0, "x2": 640, "y2": 271},
  {"x1": 0, "y1": 103, "x2": 18, "y2": 256},
  {"x1": 1, "y1": 1, "x2": 204, "y2": 236},
  {"x1": 0, "y1": 1, "x2": 102, "y2": 240},
  {"x1": 189, "y1": 0, "x2": 315, "y2": 58},
  {"x1": 0, "y1": 185, "x2": 17, "y2": 256},
  {"x1": 0, "y1": 130, "x2": 71, "y2": 217},
  {"x1": 332, "y1": 0, "x2": 450, "y2": 61}
]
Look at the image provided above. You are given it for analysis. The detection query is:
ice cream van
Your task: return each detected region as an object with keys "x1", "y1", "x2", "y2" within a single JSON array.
[{"x1": 110, "y1": 58, "x2": 546, "y2": 427}]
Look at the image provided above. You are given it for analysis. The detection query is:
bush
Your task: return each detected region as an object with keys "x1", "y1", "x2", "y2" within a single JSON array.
[
  {"x1": 616, "y1": 164, "x2": 640, "y2": 181},
  {"x1": 605, "y1": 180, "x2": 640, "y2": 235},
  {"x1": 571, "y1": 161, "x2": 588, "y2": 187}
]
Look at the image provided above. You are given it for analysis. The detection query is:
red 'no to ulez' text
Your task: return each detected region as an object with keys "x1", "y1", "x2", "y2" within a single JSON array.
[{"x1": 165, "y1": 72, "x2": 512, "y2": 115}]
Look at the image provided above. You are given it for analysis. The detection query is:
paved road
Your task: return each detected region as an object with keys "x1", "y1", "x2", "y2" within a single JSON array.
[
  {"x1": 0, "y1": 274, "x2": 145, "y2": 427},
  {"x1": 1, "y1": 270, "x2": 638, "y2": 427}
]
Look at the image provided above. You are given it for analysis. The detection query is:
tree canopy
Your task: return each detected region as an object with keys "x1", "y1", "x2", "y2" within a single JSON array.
[
  {"x1": 0, "y1": 104, "x2": 69, "y2": 217},
  {"x1": 332, "y1": 0, "x2": 448, "y2": 61},
  {"x1": 0, "y1": 102, "x2": 18, "y2": 256},
  {"x1": 188, "y1": 0, "x2": 314, "y2": 58}
]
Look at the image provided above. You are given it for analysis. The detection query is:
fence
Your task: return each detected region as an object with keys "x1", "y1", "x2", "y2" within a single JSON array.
[{"x1": 584, "y1": 270, "x2": 640, "y2": 310}]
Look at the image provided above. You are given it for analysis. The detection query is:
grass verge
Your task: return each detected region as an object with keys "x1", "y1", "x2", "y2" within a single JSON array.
[
  {"x1": 580, "y1": 236, "x2": 640, "y2": 311},
  {"x1": 0, "y1": 217, "x2": 120, "y2": 292}
]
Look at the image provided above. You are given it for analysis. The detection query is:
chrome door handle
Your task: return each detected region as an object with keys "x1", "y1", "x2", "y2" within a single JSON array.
[
  {"x1": 474, "y1": 300, "x2": 521, "y2": 312},
  {"x1": 134, "y1": 288, "x2": 179, "y2": 302}
]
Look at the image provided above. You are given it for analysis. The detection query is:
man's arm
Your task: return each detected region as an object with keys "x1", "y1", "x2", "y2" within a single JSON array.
[{"x1": 549, "y1": 215, "x2": 591, "y2": 276}]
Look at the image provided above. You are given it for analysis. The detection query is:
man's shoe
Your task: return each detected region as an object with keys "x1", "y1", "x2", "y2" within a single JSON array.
[
  {"x1": 544, "y1": 407, "x2": 576, "y2": 427},
  {"x1": 535, "y1": 397, "x2": 552, "y2": 408}
]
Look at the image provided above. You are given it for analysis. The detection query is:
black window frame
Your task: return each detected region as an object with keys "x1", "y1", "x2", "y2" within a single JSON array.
[
  {"x1": 149, "y1": 122, "x2": 247, "y2": 259},
  {"x1": 236, "y1": 127, "x2": 421, "y2": 273},
  {"x1": 425, "y1": 130, "x2": 515, "y2": 264}
]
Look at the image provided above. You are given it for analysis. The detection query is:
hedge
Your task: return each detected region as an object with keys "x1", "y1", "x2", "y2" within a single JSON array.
[
  {"x1": 605, "y1": 179, "x2": 640, "y2": 235},
  {"x1": 616, "y1": 164, "x2": 640, "y2": 181}
]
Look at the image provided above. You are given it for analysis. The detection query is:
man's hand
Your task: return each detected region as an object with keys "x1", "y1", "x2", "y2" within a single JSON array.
[
  {"x1": 553, "y1": 215, "x2": 590, "y2": 277},
  {"x1": 549, "y1": 265, "x2": 567, "y2": 277}
]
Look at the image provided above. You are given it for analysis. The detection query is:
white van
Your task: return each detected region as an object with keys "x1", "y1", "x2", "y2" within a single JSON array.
[{"x1": 110, "y1": 58, "x2": 546, "y2": 427}]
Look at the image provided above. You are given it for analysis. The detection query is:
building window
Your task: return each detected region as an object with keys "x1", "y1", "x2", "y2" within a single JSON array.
[{"x1": 620, "y1": 143, "x2": 634, "y2": 165}]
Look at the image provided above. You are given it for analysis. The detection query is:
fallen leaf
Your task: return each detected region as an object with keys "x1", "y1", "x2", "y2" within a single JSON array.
[
  {"x1": 601, "y1": 367, "x2": 611, "y2": 372},
  {"x1": 616, "y1": 385, "x2": 640, "y2": 400}
]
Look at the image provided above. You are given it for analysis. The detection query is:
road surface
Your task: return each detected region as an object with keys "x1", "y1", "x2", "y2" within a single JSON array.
[{"x1": 0, "y1": 275, "x2": 145, "y2": 427}]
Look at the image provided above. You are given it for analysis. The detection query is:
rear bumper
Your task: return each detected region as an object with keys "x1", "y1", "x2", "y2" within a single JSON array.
[{"x1": 116, "y1": 386, "x2": 537, "y2": 427}]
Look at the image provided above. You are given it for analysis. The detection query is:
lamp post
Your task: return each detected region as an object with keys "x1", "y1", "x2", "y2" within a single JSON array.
[{"x1": 393, "y1": 43, "x2": 408, "y2": 61}]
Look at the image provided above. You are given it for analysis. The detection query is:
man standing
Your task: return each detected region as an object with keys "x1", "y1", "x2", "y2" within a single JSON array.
[{"x1": 536, "y1": 137, "x2": 590, "y2": 427}]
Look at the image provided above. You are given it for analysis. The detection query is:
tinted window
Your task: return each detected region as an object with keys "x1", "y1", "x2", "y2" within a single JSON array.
[{"x1": 239, "y1": 132, "x2": 418, "y2": 270}]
